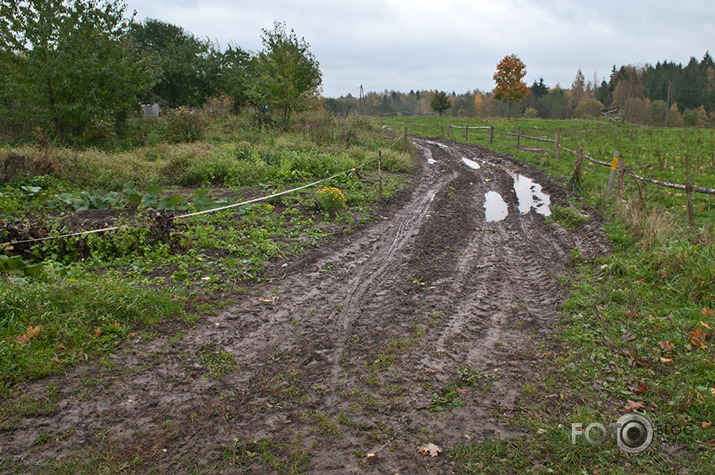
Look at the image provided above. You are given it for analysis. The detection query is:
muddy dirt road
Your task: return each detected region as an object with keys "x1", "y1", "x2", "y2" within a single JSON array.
[{"x1": 1, "y1": 138, "x2": 610, "y2": 473}]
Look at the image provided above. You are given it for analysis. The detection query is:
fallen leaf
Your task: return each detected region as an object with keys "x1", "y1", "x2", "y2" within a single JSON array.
[
  {"x1": 658, "y1": 341, "x2": 675, "y2": 352},
  {"x1": 423, "y1": 368, "x2": 438, "y2": 373},
  {"x1": 702, "y1": 308, "x2": 714, "y2": 318},
  {"x1": 703, "y1": 421, "x2": 712, "y2": 429},
  {"x1": 688, "y1": 328, "x2": 708, "y2": 349},
  {"x1": 16, "y1": 325, "x2": 41, "y2": 344},
  {"x1": 94, "y1": 327, "x2": 103, "y2": 337},
  {"x1": 417, "y1": 443, "x2": 442, "y2": 457},
  {"x1": 52, "y1": 356, "x2": 62, "y2": 364},
  {"x1": 625, "y1": 310, "x2": 639, "y2": 320},
  {"x1": 628, "y1": 381, "x2": 648, "y2": 394},
  {"x1": 621, "y1": 332, "x2": 636, "y2": 341},
  {"x1": 659, "y1": 357, "x2": 674, "y2": 364},
  {"x1": 456, "y1": 387, "x2": 469, "y2": 395},
  {"x1": 632, "y1": 278, "x2": 647, "y2": 285},
  {"x1": 366, "y1": 453, "x2": 376, "y2": 458},
  {"x1": 625, "y1": 400, "x2": 646, "y2": 411},
  {"x1": 701, "y1": 321, "x2": 712, "y2": 331},
  {"x1": 258, "y1": 296, "x2": 278, "y2": 303}
]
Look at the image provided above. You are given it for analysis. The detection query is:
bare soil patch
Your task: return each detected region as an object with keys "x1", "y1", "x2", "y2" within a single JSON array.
[{"x1": 1, "y1": 138, "x2": 610, "y2": 473}]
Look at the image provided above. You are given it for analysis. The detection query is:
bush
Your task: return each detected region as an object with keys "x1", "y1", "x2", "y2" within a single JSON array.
[
  {"x1": 151, "y1": 107, "x2": 207, "y2": 144},
  {"x1": 523, "y1": 107, "x2": 538, "y2": 119}
]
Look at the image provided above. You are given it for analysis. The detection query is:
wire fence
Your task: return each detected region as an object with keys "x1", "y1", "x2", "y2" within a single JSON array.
[{"x1": 381, "y1": 118, "x2": 715, "y2": 196}]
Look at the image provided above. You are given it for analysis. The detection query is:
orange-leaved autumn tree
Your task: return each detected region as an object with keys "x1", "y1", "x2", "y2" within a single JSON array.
[{"x1": 493, "y1": 54, "x2": 530, "y2": 119}]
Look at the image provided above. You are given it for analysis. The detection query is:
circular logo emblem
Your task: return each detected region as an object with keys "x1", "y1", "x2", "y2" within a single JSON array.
[{"x1": 616, "y1": 413, "x2": 654, "y2": 454}]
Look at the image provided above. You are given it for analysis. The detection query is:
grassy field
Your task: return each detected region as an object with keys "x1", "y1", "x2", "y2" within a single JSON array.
[
  {"x1": 0, "y1": 111, "x2": 415, "y2": 394},
  {"x1": 385, "y1": 116, "x2": 715, "y2": 472}
]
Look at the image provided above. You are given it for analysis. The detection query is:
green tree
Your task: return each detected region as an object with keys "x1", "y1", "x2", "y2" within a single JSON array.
[
  {"x1": 430, "y1": 91, "x2": 452, "y2": 116},
  {"x1": 255, "y1": 21, "x2": 322, "y2": 125},
  {"x1": 492, "y1": 54, "x2": 530, "y2": 119},
  {"x1": 220, "y1": 44, "x2": 255, "y2": 114},
  {"x1": 129, "y1": 19, "x2": 221, "y2": 108},
  {"x1": 0, "y1": 0, "x2": 155, "y2": 140}
]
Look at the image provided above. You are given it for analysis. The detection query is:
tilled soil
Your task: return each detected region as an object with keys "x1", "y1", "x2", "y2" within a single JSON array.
[{"x1": 1, "y1": 137, "x2": 611, "y2": 473}]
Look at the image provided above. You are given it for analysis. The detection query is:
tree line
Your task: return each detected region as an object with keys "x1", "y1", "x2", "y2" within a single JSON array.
[
  {"x1": 325, "y1": 52, "x2": 715, "y2": 127},
  {"x1": 0, "y1": 0, "x2": 322, "y2": 143}
]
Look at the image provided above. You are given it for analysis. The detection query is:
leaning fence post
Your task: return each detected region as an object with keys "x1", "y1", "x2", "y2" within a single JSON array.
[
  {"x1": 607, "y1": 151, "x2": 620, "y2": 195},
  {"x1": 378, "y1": 150, "x2": 383, "y2": 200},
  {"x1": 554, "y1": 132, "x2": 559, "y2": 162},
  {"x1": 686, "y1": 180, "x2": 695, "y2": 228},
  {"x1": 616, "y1": 157, "x2": 626, "y2": 200},
  {"x1": 489, "y1": 125, "x2": 494, "y2": 144}
]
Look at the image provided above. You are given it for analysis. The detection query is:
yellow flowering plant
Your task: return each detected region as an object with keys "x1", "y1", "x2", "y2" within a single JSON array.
[{"x1": 314, "y1": 186, "x2": 346, "y2": 212}]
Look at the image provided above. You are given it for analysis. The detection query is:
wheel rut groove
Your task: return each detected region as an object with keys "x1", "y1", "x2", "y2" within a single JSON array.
[{"x1": 0, "y1": 137, "x2": 611, "y2": 474}]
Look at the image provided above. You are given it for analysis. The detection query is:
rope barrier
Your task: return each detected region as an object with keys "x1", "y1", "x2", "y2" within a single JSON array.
[{"x1": 4, "y1": 133, "x2": 407, "y2": 245}]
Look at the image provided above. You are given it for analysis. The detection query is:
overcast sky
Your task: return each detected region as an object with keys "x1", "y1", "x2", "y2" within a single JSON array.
[{"x1": 125, "y1": 0, "x2": 714, "y2": 98}]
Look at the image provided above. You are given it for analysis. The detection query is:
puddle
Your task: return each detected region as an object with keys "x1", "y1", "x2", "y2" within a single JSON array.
[
  {"x1": 484, "y1": 191, "x2": 508, "y2": 222},
  {"x1": 417, "y1": 145, "x2": 438, "y2": 165},
  {"x1": 461, "y1": 157, "x2": 481, "y2": 170},
  {"x1": 425, "y1": 140, "x2": 450, "y2": 150},
  {"x1": 509, "y1": 173, "x2": 551, "y2": 216}
]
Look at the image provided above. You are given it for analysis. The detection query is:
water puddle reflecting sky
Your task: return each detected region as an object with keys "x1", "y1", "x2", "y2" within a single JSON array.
[{"x1": 484, "y1": 191, "x2": 508, "y2": 222}]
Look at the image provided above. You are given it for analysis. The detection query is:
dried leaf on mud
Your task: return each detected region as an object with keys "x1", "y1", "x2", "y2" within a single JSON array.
[
  {"x1": 417, "y1": 443, "x2": 442, "y2": 457},
  {"x1": 258, "y1": 296, "x2": 279, "y2": 303}
]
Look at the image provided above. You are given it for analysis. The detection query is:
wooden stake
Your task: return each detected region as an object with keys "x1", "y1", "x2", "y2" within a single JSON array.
[
  {"x1": 616, "y1": 156, "x2": 626, "y2": 201},
  {"x1": 607, "y1": 151, "x2": 619, "y2": 195},
  {"x1": 447, "y1": 119, "x2": 450, "y2": 138},
  {"x1": 378, "y1": 150, "x2": 383, "y2": 201},
  {"x1": 554, "y1": 132, "x2": 559, "y2": 162},
  {"x1": 465, "y1": 126, "x2": 469, "y2": 142},
  {"x1": 489, "y1": 125, "x2": 494, "y2": 144},
  {"x1": 516, "y1": 126, "x2": 521, "y2": 150},
  {"x1": 686, "y1": 180, "x2": 695, "y2": 228}
]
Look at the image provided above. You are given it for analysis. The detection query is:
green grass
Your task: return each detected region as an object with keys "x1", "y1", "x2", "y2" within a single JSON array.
[{"x1": 0, "y1": 268, "x2": 185, "y2": 394}]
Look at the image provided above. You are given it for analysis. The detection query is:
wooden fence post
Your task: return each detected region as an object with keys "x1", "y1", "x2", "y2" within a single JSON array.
[
  {"x1": 489, "y1": 125, "x2": 494, "y2": 144},
  {"x1": 616, "y1": 157, "x2": 626, "y2": 200},
  {"x1": 404, "y1": 127, "x2": 408, "y2": 152},
  {"x1": 517, "y1": 126, "x2": 521, "y2": 149},
  {"x1": 569, "y1": 147, "x2": 584, "y2": 189},
  {"x1": 686, "y1": 180, "x2": 695, "y2": 228},
  {"x1": 465, "y1": 126, "x2": 469, "y2": 142},
  {"x1": 607, "y1": 151, "x2": 619, "y2": 195},
  {"x1": 554, "y1": 132, "x2": 559, "y2": 162},
  {"x1": 447, "y1": 119, "x2": 450, "y2": 138},
  {"x1": 378, "y1": 150, "x2": 383, "y2": 200},
  {"x1": 380, "y1": 113, "x2": 383, "y2": 126}
]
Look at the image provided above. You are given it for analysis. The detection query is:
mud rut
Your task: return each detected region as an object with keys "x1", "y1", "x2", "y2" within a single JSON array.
[{"x1": 1, "y1": 138, "x2": 610, "y2": 473}]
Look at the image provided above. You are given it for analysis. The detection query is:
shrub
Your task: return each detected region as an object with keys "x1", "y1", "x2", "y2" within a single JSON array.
[
  {"x1": 314, "y1": 186, "x2": 346, "y2": 212},
  {"x1": 152, "y1": 107, "x2": 207, "y2": 144}
]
